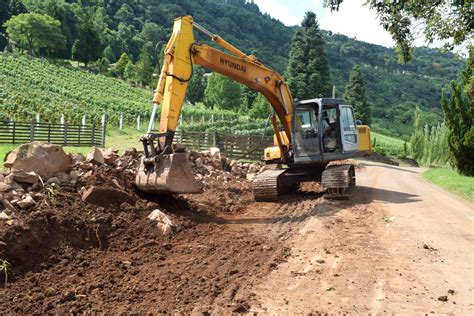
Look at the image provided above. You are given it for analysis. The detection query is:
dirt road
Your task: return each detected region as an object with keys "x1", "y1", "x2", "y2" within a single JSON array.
[
  {"x1": 249, "y1": 161, "x2": 474, "y2": 313},
  {"x1": 1, "y1": 160, "x2": 472, "y2": 313}
]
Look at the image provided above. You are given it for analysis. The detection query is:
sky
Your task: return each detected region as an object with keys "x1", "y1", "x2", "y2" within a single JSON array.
[{"x1": 253, "y1": 0, "x2": 396, "y2": 48}]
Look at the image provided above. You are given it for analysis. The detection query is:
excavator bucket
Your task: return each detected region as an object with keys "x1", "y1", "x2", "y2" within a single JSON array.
[{"x1": 135, "y1": 152, "x2": 203, "y2": 194}]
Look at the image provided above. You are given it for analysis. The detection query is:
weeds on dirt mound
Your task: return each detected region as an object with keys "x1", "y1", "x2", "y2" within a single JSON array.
[{"x1": 0, "y1": 259, "x2": 11, "y2": 285}]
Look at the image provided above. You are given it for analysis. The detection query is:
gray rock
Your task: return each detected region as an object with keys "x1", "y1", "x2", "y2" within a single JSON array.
[
  {"x1": 17, "y1": 195, "x2": 35, "y2": 209},
  {"x1": 55, "y1": 172, "x2": 70, "y2": 183},
  {"x1": 69, "y1": 170, "x2": 79, "y2": 181}
]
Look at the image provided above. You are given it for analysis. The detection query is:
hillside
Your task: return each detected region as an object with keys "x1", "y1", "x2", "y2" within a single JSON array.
[
  {"x1": 1, "y1": 0, "x2": 465, "y2": 135},
  {"x1": 0, "y1": 53, "x2": 267, "y2": 135},
  {"x1": 0, "y1": 53, "x2": 151, "y2": 123}
]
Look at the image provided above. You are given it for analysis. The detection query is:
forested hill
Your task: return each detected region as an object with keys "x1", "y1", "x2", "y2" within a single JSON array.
[{"x1": 6, "y1": 0, "x2": 466, "y2": 134}]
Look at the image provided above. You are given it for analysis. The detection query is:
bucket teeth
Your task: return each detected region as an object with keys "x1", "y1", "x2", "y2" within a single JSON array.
[{"x1": 136, "y1": 152, "x2": 202, "y2": 194}]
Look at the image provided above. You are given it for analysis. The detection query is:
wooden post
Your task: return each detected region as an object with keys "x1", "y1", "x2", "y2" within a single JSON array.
[
  {"x1": 78, "y1": 124, "x2": 81, "y2": 146},
  {"x1": 91, "y1": 123, "x2": 95, "y2": 145},
  {"x1": 29, "y1": 121, "x2": 34, "y2": 142},
  {"x1": 12, "y1": 121, "x2": 15, "y2": 144},
  {"x1": 64, "y1": 123, "x2": 68, "y2": 146}
]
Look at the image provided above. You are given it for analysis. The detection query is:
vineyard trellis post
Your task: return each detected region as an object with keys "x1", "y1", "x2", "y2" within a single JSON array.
[
  {"x1": 119, "y1": 114, "x2": 123, "y2": 130},
  {"x1": 81, "y1": 115, "x2": 86, "y2": 133},
  {"x1": 101, "y1": 115, "x2": 106, "y2": 147},
  {"x1": 60, "y1": 115, "x2": 65, "y2": 132},
  {"x1": 137, "y1": 115, "x2": 141, "y2": 130}
]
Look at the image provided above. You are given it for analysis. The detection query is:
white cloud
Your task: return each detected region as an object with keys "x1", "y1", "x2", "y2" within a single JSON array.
[
  {"x1": 319, "y1": 0, "x2": 395, "y2": 47},
  {"x1": 253, "y1": 0, "x2": 324, "y2": 26}
]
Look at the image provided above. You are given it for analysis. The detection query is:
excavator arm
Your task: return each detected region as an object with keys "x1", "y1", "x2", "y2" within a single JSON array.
[{"x1": 136, "y1": 15, "x2": 294, "y2": 194}]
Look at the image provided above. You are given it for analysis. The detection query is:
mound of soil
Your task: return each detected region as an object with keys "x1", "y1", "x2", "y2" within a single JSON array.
[{"x1": 0, "y1": 148, "x2": 281, "y2": 313}]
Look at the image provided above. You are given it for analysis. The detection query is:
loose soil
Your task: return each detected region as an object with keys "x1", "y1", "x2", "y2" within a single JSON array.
[{"x1": 0, "y1": 160, "x2": 472, "y2": 313}]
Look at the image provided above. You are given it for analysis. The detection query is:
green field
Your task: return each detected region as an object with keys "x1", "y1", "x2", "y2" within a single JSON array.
[
  {"x1": 423, "y1": 168, "x2": 474, "y2": 202},
  {"x1": 371, "y1": 131, "x2": 408, "y2": 158}
]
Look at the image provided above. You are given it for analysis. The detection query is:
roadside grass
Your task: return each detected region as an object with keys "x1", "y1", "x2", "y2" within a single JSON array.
[
  {"x1": 371, "y1": 131, "x2": 408, "y2": 158},
  {"x1": 423, "y1": 168, "x2": 474, "y2": 202}
]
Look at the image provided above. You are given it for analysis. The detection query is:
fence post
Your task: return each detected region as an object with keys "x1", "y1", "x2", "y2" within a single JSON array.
[
  {"x1": 101, "y1": 122, "x2": 106, "y2": 147},
  {"x1": 60, "y1": 114, "x2": 65, "y2": 132},
  {"x1": 64, "y1": 123, "x2": 68, "y2": 146},
  {"x1": 12, "y1": 121, "x2": 15, "y2": 144},
  {"x1": 48, "y1": 123, "x2": 51, "y2": 143},
  {"x1": 137, "y1": 115, "x2": 141, "y2": 131},
  {"x1": 91, "y1": 123, "x2": 95, "y2": 145},
  {"x1": 29, "y1": 121, "x2": 34, "y2": 142},
  {"x1": 119, "y1": 114, "x2": 123, "y2": 130},
  {"x1": 78, "y1": 124, "x2": 81, "y2": 146},
  {"x1": 82, "y1": 115, "x2": 86, "y2": 133}
]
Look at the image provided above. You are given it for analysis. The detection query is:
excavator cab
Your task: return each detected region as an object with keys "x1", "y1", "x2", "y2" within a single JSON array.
[{"x1": 292, "y1": 98, "x2": 360, "y2": 164}]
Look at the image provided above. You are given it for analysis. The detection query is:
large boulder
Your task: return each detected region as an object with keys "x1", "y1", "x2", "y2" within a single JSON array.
[{"x1": 4, "y1": 142, "x2": 71, "y2": 179}]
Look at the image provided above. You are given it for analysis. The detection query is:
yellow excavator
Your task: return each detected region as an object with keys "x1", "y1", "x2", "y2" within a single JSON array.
[{"x1": 136, "y1": 16, "x2": 372, "y2": 200}]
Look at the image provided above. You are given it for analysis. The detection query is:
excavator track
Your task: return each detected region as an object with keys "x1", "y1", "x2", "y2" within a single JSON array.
[
  {"x1": 322, "y1": 164, "x2": 356, "y2": 200},
  {"x1": 252, "y1": 169, "x2": 287, "y2": 201}
]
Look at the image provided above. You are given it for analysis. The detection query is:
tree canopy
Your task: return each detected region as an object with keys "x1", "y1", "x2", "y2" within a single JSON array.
[
  {"x1": 4, "y1": 12, "x2": 65, "y2": 56},
  {"x1": 72, "y1": 13, "x2": 101, "y2": 66},
  {"x1": 204, "y1": 73, "x2": 242, "y2": 111},
  {"x1": 325, "y1": 0, "x2": 473, "y2": 63}
]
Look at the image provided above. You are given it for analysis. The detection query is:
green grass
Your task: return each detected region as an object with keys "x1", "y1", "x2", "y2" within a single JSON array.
[
  {"x1": 423, "y1": 168, "x2": 474, "y2": 202},
  {"x1": 371, "y1": 131, "x2": 408, "y2": 158}
]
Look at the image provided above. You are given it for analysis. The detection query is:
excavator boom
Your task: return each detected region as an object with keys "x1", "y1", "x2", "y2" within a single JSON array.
[{"x1": 136, "y1": 15, "x2": 295, "y2": 194}]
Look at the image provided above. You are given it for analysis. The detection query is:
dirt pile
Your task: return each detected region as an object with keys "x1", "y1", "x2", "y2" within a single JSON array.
[{"x1": 0, "y1": 143, "x2": 276, "y2": 313}]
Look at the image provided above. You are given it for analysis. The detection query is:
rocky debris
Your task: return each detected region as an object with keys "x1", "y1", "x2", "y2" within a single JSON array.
[
  {"x1": 148, "y1": 209, "x2": 176, "y2": 234},
  {"x1": 86, "y1": 147, "x2": 104, "y2": 165},
  {"x1": 423, "y1": 243, "x2": 438, "y2": 252},
  {"x1": 16, "y1": 195, "x2": 36, "y2": 209},
  {"x1": 101, "y1": 148, "x2": 119, "y2": 165},
  {"x1": 0, "y1": 211, "x2": 11, "y2": 220},
  {"x1": 0, "y1": 182, "x2": 11, "y2": 192},
  {"x1": 71, "y1": 153, "x2": 85, "y2": 165},
  {"x1": 81, "y1": 186, "x2": 136, "y2": 207},
  {"x1": 11, "y1": 170, "x2": 39, "y2": 184},
  {"x1": 188, "y1": 148, "x2": 264, "y2": 184},
  {"x1": 46, "y1": 177, "x2": 61, "y2": 185},
  {"x1": 438, "y1": 295, "x2": 448, "y2": 302},
  {"x1": 54, "y1": 172, "x2": 70, "y2": 183},
  {"x1": 4, "y1": 142, "x2": 71, "y2": 178},
  {"x1": 0, "y1": 143, "x2": 261, "y2": 222}
]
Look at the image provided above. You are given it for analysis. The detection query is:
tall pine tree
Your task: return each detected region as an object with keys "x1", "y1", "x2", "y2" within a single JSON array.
[
  {"x1": 441, "y1": 47, "x2": 473, "y2": 176},
  {"x1": 286, "y1": 11, "x2": 331, "y2": 100},
  {"x1": 344, "y1": 64, "x2": 371, "y2": 126}
]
